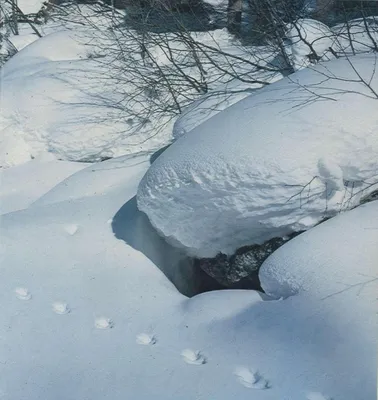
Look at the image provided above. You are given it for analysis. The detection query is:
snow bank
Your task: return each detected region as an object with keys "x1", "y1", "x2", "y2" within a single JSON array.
[{"x1": 137, "y1": 54, "x2": 378, "y2": 258}]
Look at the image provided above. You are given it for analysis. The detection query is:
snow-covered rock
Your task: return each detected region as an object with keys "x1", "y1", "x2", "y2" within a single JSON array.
[
  {"x1": 137, "y1": 54, "x2": 378, "y2": 258},
  {"x1": 260, "y1": 200, "x2": 378, "y2": 301}
]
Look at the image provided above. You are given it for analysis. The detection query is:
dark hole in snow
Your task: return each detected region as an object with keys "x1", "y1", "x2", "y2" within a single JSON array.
[{"x1": 112, "y1": 196, "x2": 225, "y2": 297}]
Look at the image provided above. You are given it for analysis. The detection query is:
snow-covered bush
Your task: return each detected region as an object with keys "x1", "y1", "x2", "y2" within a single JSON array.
[{"x1": 137, "y1": 54, "x2": 378, "y2": 258}]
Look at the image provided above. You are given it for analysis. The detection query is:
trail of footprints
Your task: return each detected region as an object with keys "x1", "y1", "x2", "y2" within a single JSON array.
[
  {"x1": 12, "y1": 286, "x2": 336, "y2": 398},
  {"x1": 12, "y1": 225, "x2": 332, "y2": 398}
]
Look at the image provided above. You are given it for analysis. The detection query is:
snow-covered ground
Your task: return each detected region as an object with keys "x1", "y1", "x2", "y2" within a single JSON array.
[
  {"x1": 1, "y1": 153, "x2": 376, "y2": 400},
  {"x1": 0, "y1": 8, "x2": 377, "y2": 400}
]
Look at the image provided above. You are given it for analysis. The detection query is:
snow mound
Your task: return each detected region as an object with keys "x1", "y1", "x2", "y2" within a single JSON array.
[
  {"x1": 17, "y1": 0, "x2": 44, "y2": 15},
  {"x1": 260, "y1": 200, "x2": 378, "y2": 301},
  {"x1": 332, "y1": 17, "x2": 378, "y2": 55},
  {"x1": 4, "y1": 30, "x2": 89, "y2": 65},
  {"x1": 0, "y1": 158, "x2": 86, "y2": 214},
  {"x1": 0, "y1": 30, "x2": 174, "y2": 166},
  {"x1": 9, "y1": 34, "x2": 40, "y2": 51},
  {"x1": 285, "y1": 19, "x2": 337, "y2": 70},
  {"x1": 137, "y1": 54, "x2": 378, "y2": 258}
]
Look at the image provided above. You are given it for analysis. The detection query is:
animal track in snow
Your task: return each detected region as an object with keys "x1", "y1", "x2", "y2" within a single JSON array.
[
  {"x1": 52, "y1": 302, "x2": 70, "y2": 315},
  {"x1": 306, "y1": 392, "x2": 333, "y2": 400},
  {"x1": 234, "y1": 367, "x2": 270, "y2": 389},
  {"x1": 181, "y1": 349, "x2": 207, "y2": 365},
  {"x1": 94, "y1": 317, "x2": 114, "y2": 329},
  {"x1": 64, "y1": 224, "x2": 79, "y2": 236},
  {"x1": 14, "y1": 287, "x2": 32, "y2": 300},
  {"x1": 136, "y1": 333, "x2": 157, "y2": 345}
]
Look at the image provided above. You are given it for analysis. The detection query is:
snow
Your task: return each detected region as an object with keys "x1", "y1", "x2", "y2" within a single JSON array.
[
  {"x1": 1, "y1": 155, "x2": 376, "y2": 399},
  {"x1": 285, "y1": 19, "x2": 337, "y2": 70},
  {"x1": 17, "y1": 0, "x2": 44, "y2": 15},
  {"x1": 1, "y1": 8, "x2": 377, "y2": 400},
  {"x1": 173, "y1": 71, "x2": 283, "y2": 138},
  {"x1": 260, "y1": 200, "x2": 378, "y2": 300},
  {"x1": 1, "y1": 25, "x2": 263, "y2": 166},
  {"x1": 0, "y1": 158, "x2": 86, "y2": 214},
  {"x1": 137, "y1": 54, "x2": 378, "y2": 258},
  {"x1": 0, "y1": 29, "x2": 175, "y2": 166},
  {"x1": 332, "y1": 16, "x2": 378, "y2": 55},
  {"x1": 8, "y1": 34, "x2": 40, "y2": 51}
]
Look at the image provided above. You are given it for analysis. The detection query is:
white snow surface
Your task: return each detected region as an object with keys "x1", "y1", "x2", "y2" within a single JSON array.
[
  {"x1": 0, "y1": 25, "x2": 263, "y2": 166},
  {"x1": 0, "y1": 157, "x2": 86, "y2": 214},
  {"x1": 173, "y1": 71, "x2": 283, "y2": 138},
  {"x1": 1, "y1": 156, "x2": 376, "y2": 400},
  {"x1": 0, "y1": 29, "x2": 175, "y2": 166},
  {"x1": 332, "y1": 16, "x2": 378, "y2": 55},
  {"x1": 17, "y1": 0, "x2": 44, "y2": 15},
  {"x1": 286, "y1": 19, "x2": 337, "y2": 70},
  {"x1": 137, "y1": 54, "x2": 378, "y2": 258},
  {"x1": 260, "y1": 201, "x2": 378, "y2": 301}
]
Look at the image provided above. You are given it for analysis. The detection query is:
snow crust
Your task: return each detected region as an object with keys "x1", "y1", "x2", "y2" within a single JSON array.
[{"x1": 137, "y1": 54, "x2": 378, "y2": 258}]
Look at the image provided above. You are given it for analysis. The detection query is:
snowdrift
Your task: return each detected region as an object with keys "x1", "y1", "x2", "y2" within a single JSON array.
[{"x1": 137, "y1": 54, "x2": 378, "y2": 258}]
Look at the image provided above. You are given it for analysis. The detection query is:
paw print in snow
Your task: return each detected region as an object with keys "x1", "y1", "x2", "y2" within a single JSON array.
[
  {"x1": 234, "y1": 367, "x2": 270, "y2": 389},
  {"x1": 64, "y1": 224, "x2": 79, "y2": 236},
  {"x1": 136, "y1": 333, "x2": 157, "y2": 345},
  {"x1": 15, "y1": 287, "x2": 32, "y2": 300},
  {"x1": 181, "y1": 349, "x2": 207, "y2": 365},
  {"x1": 52, "y1": 302, "x2": 70, "y2": 315},
  {"x1": 95, "y1": 317, "x2": 114, "y2": 329}
]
